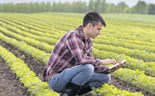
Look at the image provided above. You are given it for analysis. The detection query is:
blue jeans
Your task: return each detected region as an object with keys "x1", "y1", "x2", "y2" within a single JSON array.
[{"x1": 48, "y1": 64, "x2": 111, "y2": 93}]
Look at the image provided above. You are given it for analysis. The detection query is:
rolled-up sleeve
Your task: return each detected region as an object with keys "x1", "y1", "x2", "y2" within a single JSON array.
[{"x1": 94, "y1": 65, "x2": 108, "y2": 73}]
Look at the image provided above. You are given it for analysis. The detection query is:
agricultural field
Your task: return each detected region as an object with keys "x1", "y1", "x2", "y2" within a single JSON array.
[{"x1": 0, "y1": 12, "x2": 155, "y2": 96}]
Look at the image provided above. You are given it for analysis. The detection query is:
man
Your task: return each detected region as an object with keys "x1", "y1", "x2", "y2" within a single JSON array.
[{"x1": 43, "y1": 11, "x2": 117, "y2": 96}]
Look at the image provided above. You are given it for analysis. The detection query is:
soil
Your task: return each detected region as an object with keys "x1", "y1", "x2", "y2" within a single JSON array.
[
  {"x1": 0, "y1": 40, "x2": 154, "y2": 96},
  {"x1": 0, "y1": 58, "x2": 30, "y2": 96},
  {"x1": 110, "y1": 77, "x2": 154, "y2": 96}
]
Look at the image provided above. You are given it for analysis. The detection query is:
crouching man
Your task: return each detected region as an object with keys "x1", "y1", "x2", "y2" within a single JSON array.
[{"x1": 43, "y1": 11, "x2": 117, "y2": 96}]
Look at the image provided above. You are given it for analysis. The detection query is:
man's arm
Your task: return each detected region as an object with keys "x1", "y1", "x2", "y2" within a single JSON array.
[
  {"x1": 88, "y1": 40, "x2": 116, "y2": 65},
  {"x1": 94, "y1": 59, "x2": 117, "y2": 73},
  {"x1": 97, "y1": 59, "x2": 117, "y2": 65}
]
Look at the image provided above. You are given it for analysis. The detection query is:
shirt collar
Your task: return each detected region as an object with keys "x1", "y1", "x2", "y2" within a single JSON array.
[{"x1": 76, "y1": 25, "x2": 87, "y2": 41}]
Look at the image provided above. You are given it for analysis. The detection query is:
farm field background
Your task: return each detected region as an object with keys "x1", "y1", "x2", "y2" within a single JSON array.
[{"x1": 0, "y1": 13, "x2": 155, "y2": 96}]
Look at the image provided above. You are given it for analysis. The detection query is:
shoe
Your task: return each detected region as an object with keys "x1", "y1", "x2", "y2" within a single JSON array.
[{"x1": 78, "y1": 84, "x2": 92, "y2": 95}]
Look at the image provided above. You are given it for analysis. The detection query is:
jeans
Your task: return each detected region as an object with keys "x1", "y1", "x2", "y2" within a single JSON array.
[{"x1": 48, "y1": 64, "x2": 111, "y2": 93}]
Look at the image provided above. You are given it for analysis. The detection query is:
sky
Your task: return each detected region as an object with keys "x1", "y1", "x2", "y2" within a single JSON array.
[{"x1": 0, "y1": 0, "x2": 155, "y2": 7}]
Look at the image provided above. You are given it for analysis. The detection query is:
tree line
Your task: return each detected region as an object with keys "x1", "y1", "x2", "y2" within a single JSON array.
[{"x1": 0, "y1": 0, "x2": 155, "y2": 14}]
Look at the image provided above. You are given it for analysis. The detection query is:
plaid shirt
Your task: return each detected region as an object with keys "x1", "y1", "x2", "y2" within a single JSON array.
[{"x1": 43, "y1": 26, "x2": 106, "y2": 81}]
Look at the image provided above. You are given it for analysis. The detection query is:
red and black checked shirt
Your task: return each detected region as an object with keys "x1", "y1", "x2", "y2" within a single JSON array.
[{"x1": 43, "y1": 26, "x2": 106, "y2": 81}]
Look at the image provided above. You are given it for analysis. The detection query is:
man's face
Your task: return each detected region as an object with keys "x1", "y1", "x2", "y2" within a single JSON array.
[{"x1": 88, "y1": 22, "x2": 103, "y2": 39}]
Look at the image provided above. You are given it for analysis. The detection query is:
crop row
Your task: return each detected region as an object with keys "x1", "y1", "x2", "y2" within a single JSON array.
[
  {"x1": 1, "y1": 25, "x2": 155, "y2": 78},
  {"x1": 0, "y1": 31, "x2": 154, "y2": 94},
  {"x1": 1, "y1": 16, "x2": 155, "y2": 55},
  {"x1": 25, "y1": 13, "x2": 155, "y2": 43},
  {"x1": 0, "y1": 45, "x2": 59, "y2": 96},
  {"x1": 1, "y1": 14, "x2": 155, "y2": 45},
  {"x1": 1, "y1": 20, "x2": 155, "y2": 62},
  {"x1": 0, "y1": 28, "x2": 144, "y2": 96}
]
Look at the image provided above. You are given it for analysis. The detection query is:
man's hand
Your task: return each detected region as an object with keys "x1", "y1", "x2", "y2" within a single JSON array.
[
  {"x1": 99, "y1": 59, "x2": 117, "y2": 65},
  {"x1": 116, "y1": 60, "x2": 126, "y2": 68}
]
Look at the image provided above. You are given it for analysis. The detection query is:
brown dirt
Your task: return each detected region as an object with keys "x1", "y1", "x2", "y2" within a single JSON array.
[
  {"x1": 0, "y1": 58, "x2": 30, "y2": 96},
  {"x1": 110, "y1": 76, "x2": 154, "y2": 96},
  {"x1": 0, "y1": 40, "x2": 154, "y2": 96}
]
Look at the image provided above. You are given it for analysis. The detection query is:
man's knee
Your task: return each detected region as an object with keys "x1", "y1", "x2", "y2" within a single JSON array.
[
  {"x1": 101, "y1": 74, "x2": 111, "y2": 83},
  {"x1": 105, "y1": 74, "x2": 111, "y2": 83},
  {"x1": 82, "y1": 64, "x2": 94, "y2": 73},
  {"x1": 94, "y1": 74, "x2": 111, "y2": 87}
]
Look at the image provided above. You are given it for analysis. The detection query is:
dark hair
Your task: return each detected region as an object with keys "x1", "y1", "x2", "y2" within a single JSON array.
[{"x1": 83, "y1": 11, "x2": 106, "y2": 27}]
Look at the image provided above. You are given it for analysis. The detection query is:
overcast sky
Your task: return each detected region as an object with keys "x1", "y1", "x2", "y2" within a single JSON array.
[{"x1": 0, "y1": 0, "x2": 155, "y2": 7}]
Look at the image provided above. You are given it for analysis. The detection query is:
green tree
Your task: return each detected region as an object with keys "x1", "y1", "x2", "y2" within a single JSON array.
[
  {"x1": 132, "y1": 1, "x2": 148, "y2": 14},
  {"x1": 116, "y1": 2, "x2": 130, "y2": 13},
  {"x1": 94, "y1": 0, "x2": 102, "y2": 12},
  {"x1": 72, "y1": 1, "x2": 87, "y2": 13},
  {"x1": 106, "y1": 3, "x2": 116, "y2": 13},
  {"x1": 88, "y1": 0, "x2": 95, "y2": 11},
  {"x1": 148, "y1": 4, "x2": 155, "y2": 14},
  {"x1": 100, "y1": 0, "x2": 106, "y2": 13}
]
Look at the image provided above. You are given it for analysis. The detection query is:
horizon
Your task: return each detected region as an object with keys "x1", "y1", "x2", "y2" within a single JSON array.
[{"x1": 0, "y1": 0, "x2": 155, "y2": 7}]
